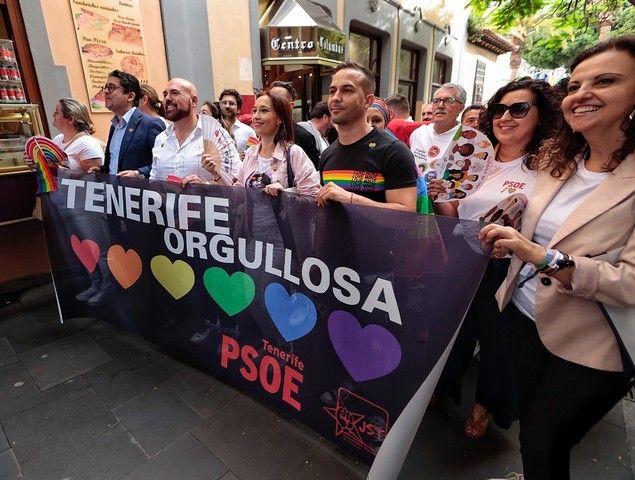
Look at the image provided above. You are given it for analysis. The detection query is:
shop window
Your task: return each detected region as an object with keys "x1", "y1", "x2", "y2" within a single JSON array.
[
  {"x1": 431, "y1": 56, "x2": 448, "y2": 98},
  {"x1": 349, "y1": 29, "x2": 381, "y2": 95},
  {"x1": 398, "y1": 46, "x2": 419, "y2": 118},
  {"x1": 472, "y1": 60, "x2": 486, "y2": 104}
]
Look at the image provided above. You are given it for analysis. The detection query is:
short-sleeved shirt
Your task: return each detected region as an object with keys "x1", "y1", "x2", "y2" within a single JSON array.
[
  {"x1": 320, "y1": 128, "x2": 417, "y2": 203},
  {"x1": 457, "y1": 155, "x2": 538, "y2": 221},
  {"x1": 53, "y1": 133, "x2": 104, "y2": 172},
  {"x1": 409, "y1": 123, "x2": 460, "y2": 172}
]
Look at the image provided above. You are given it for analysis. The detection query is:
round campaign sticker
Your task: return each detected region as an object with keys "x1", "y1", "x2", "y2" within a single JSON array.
[
  {"x1": 434, "y1": 126, "x2": 495, "y2": 203},
  {"x1": 427, "y1": 145, "x2": 440, "y2": 158}
]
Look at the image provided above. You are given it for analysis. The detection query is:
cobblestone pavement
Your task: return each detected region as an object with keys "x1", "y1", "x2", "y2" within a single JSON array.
[{"x1": 0, "y1": 284, "x2": 632, "y2": 480}]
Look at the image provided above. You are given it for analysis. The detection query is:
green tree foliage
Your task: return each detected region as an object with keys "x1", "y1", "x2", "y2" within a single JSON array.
[
  {"x1": 469, "y1": 0, "x2": 630, "y2": 30},
  {"x1": 521, "y1": 1, "x2": 634, "y2": 69},
  {"x1": 523, "y1": 29, "x2": 598, "y2": 69}
]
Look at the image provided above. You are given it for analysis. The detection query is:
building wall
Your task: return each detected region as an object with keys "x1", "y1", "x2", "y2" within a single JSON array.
[
  {"x1": 161, "y1": 0, "x2": 214, "y2": 102},
  {"x1": 447, "y1": 4, "x2": 512, "y2": 106},
  {"x1": 27, "y1": 0, "x2": 169, "y2": 142},
  {"x1": 343, "y1": 1, "x2": 396, "y2": 97},
  {"x1": 207, "y1": 0, "x2": 253, "y2": 99},
  {"x1": 23, "y1": 0, "x2": 513, "y2": 141}
]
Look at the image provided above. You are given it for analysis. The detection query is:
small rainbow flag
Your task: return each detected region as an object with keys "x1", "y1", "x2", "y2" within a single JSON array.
[
  {"x1": 25, "y1": 136, "x2": 67, "y2": 193},
  {"x1": 416, "y1": 176, "x2": 434, "y2": 215},
  {"x1": 246, "y1": 136, "x2": 260, "y2": 149}
]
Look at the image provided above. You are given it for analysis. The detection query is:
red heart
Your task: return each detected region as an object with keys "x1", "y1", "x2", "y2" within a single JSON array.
[{"x1": 70, "y1": 235, "x2": 100, "y2": 273}]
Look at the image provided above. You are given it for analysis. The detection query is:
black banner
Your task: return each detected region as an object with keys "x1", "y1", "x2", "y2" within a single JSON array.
[{"x1": 41, "y1": 170, "x2": 489, "y2": 477}]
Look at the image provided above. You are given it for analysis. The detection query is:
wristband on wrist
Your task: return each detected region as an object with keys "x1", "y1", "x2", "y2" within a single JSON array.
[
  {"x1": 349, "y1": 192, "x2": 354, "y2": 204},
  {"x1": 535, "y1": 249, "x2": 554, "y2": 271},
  {"x1": 520, "y1": 249, "x2": 571, "y2": 288}
]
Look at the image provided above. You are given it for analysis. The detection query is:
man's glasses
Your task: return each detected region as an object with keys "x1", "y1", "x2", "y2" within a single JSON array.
[
  {"x1": 490, "y1": 102, "x2": 535, "y2": 119},
  {"x1": 432, "y1": 97, "x2": 461, "y2": 105},
  {"x1": 102, "y1": 83, "x2": 124, "y2": 94}
]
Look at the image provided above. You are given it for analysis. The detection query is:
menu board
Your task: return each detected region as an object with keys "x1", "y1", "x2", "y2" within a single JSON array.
[{"x1": 70, "y1": 0, "x2": 148, "y2": 113}]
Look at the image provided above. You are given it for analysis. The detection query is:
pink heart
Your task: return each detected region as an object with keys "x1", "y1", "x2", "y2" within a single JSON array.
[{"x1": 70, "y1": 235, "x2": 100, "y2": 273}]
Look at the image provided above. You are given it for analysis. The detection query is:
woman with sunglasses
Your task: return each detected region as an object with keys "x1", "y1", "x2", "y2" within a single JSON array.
[
  {"x1": 429, "y1": 79, "x2": 561, "y2": 441},
  {"x1": 481, "y1": 36, "x2": 635, "y2": 479}
]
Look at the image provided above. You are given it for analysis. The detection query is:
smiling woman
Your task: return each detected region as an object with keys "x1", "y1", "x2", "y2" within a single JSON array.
[
  {"x1": 234, "y1": 92, "x2": 320, "y2": 197},
  {"x1": 429, "y1": 78, "x2": 562, "y2": 442},
  {"x1": 480, "y1": 35, "x2": 635, "y2": 479}
]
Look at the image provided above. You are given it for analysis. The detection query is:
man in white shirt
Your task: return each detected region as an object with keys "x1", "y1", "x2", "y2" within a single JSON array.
[
  {"x1": 150, "y1": 78, "x2": 239, "y2": 184},
  {"x1": 410, "y1": 83, "x2": 466, "y2": 173},
  {"x1": 219, "y1": 88, "x2": 255, "y2": 157}
]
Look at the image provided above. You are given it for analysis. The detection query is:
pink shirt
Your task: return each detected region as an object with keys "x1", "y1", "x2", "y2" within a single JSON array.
[{"x1": 236, "y1": 142, "x2": 321, "y2": 196}]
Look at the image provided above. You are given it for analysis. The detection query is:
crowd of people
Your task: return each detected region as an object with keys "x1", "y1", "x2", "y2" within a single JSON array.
[{"x1": 29, "y1": 33, "x2": 635, "y2": 480}]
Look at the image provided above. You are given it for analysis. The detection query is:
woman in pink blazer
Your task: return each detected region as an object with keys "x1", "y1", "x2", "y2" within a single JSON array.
[{"x1": 481, "y1": 35, "x2": 635, "y2": 479}]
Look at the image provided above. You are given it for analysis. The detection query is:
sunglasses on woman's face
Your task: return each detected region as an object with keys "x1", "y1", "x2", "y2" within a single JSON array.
[{"x1": 490, "y1": 101, "x2": 535, "y2": 119}]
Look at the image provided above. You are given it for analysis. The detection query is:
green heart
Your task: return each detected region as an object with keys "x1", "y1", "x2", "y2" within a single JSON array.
[{"x1": 203, "y1": 267, "x2": 255, "y2": 316}]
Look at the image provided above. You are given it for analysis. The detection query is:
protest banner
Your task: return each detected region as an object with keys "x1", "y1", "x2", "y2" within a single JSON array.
[{"x1": 41, "y1": 170, "x2": 490, "y2": 479}]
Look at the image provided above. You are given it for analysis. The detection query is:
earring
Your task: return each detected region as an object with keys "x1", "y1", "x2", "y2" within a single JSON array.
[{"x1": 629, "y1": 107, "x2": 634, "y2": 121}]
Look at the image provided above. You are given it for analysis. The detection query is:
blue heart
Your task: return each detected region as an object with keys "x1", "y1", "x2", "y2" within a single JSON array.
[{"x1": 265, "y1": 283, "x2": 317, "y2": 342}]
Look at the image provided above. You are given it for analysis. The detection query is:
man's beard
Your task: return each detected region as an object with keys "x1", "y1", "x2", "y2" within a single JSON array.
[
  {"x1": 221, "y1": 108, "x2": 237, "y2": 121},
  {"x1": 165, "y1": 102, "x2": 191, "y2": 122}
]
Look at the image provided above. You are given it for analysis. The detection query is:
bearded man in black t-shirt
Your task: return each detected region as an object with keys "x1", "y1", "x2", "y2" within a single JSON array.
[{"x1": 316, "y1": 61, "x2": 417, "y2": 211}]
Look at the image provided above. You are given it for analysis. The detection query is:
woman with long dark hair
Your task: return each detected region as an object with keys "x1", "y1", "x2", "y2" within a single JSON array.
[
  {"x1": 481, "y1": 35, "x2": 635, "y2": 479},
  {"x1": 429, "y1": 79, "x2": 562, "y2": 439}
]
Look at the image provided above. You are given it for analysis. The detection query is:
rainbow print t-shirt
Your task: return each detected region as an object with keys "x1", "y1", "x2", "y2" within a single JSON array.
[{"x1": 320, "y1": 128, "x2": 417, "y2": 204}]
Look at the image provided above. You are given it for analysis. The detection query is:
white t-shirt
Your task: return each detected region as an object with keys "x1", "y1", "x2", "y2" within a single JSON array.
[
  {"x1": 53, "y1": 133, "x2": 104, "y2": 172},
  {"x1": 512, "y1": 160, "x2": 609, "y2": 320},
  {"x1": 231, "y1": 119, "x2": 256, "y2": 156},
  {"x1": 409, "y1": 123, "x2": 460, "y2": 172},
  {"x1": 458, "y1": 155, "x2": 537, "y2": 221}
]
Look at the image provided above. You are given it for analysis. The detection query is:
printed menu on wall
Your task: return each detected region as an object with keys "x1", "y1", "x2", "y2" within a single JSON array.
[{"x1": 70, "y1": 0, "x2": 148, "y2": 113}]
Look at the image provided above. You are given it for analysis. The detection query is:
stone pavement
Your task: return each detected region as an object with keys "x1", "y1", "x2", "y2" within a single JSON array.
[{"x1": 0, "y1": 283, "x2": 632, "y2": 480}]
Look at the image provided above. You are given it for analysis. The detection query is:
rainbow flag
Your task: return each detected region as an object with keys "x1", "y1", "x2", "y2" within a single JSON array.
[
  {"x1": 25, "y1": 136, "x2": 67, "y2": 193},
  {"x1": 322, "y1": 170, "x2": 386, "y2": 192},
  {"x1": 246, "y1": 136, "x2": 260, "y2": 149},
  {"x1": 416, "y1": 176, "x2": 434, "y2": 215}
]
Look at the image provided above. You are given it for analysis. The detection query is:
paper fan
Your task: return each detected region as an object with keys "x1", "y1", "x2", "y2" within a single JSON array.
[
  {"x1": 433, "y1": 126, "x2": 495, "y2": 203},
  {"x1": 479, "y1": 192, "x2": 528, "y2": 231},
  {"x1": 200, "y1": 115, "x2": 240, "y2": 185},
  {"x1": 25, "y1": 136, "x2": 68, "y2": 193}
]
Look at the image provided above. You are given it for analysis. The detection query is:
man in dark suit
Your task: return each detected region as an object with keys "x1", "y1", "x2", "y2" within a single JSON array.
[{"x1": 94, "y1": 70, "x2": 165, "y2": 177}]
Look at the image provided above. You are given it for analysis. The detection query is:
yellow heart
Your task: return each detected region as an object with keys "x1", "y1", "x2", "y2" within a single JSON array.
[{"x1": 150, "y1": 255, "x2": 195, "y2": 300}]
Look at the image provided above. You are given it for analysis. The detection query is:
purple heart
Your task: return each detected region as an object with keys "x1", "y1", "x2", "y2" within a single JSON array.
[{"x1": 328, "y1": 310, "x2": 402, "y2": 382}]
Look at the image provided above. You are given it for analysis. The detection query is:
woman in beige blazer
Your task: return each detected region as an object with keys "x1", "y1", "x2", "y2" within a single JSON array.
[{"x1": 481, "y1": 35, "x2": 635, "y2": 479}]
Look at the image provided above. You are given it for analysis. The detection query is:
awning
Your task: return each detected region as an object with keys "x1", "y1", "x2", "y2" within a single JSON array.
[{"x1": 260, "y1": 0, "x2": 345, "y2": 67}]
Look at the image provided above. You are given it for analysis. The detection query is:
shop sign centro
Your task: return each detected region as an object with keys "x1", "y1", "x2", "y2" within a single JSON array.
[
  {"x1": 270, "y1": 36, "x2": 315, "y2": 52},
  {"x1": 264, "y1": 26, "x2": 345, "y2": 63}
]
